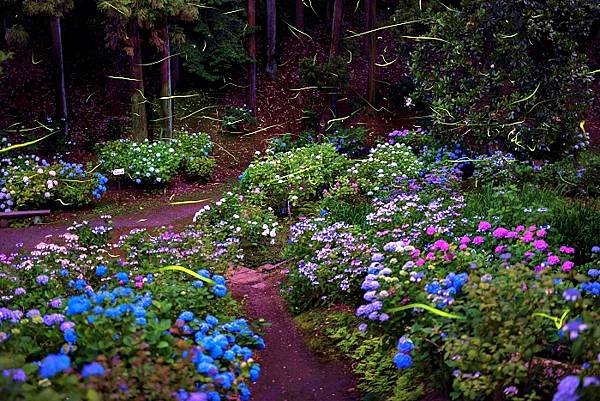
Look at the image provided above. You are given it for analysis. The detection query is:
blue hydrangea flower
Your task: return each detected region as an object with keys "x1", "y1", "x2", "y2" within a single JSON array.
[
  {"x1": 81, "y1": 362, "x2": 105, "y2": 378},
  {"x1": 393, "y1": 353, "x2": 413, "y2": 369},
  {"x1": 96, "y1": 265, "x2": 108, "y2": 277},
  {"x1": 39, "y1": 354, "x2": 70, "y2": 378},
  {"x1": 66, "y1": 296, "x2": 92, "y2": 315}
]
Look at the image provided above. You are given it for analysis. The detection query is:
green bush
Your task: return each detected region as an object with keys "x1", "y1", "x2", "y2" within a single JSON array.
[
  {"x1": 402, "y1": 0, "x2": 599, "y2": 157},
  {"x1": 299, "y1": 56, "x2": 350, "y2": 90},
  {"x1": 183, "y1": 156, "x2": 215, "y2": 180},
  {"x1": 346, "y1": 142, "x2": 422, "y2": 196},
  {"x1": 98, "y1": 132, "x2": 213, "y2": 186},
  {"x1": 178, "y1": 0, "x2": 248, "y2": 82},
  {"x1": 221, "y1": 106, "x2": 255, "y2": 134},
  {"x1": 239, "y1": 143, "x2": 349, "y2": 211}
]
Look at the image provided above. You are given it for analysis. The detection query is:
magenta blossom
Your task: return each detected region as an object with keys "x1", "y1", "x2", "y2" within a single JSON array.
[
  {"x1": 478, "y1": 221, "x2": 491, "y2": 231},
  {"x1": 559, "y1": 246, "x2": 575, "y2": 254},
  {"x1": 472, "y1": 236, "x2": 485, "y2": 245},
  {"x1": 433, "y1": 240, "x2": 450, "y2": 252},
  {"x1": 562, "y1": 261, "x2": 574, "y2": 272},
  {"x1": 533, "y1": 239, "x2": 548, "y2": 251},
  {"x1": 547, "y1": 255, "x2": 560, "y2": 265},
  {"x1": 493, "y1": 227, "x2": 509, "y2": 239},
  {"x1": 426, "y1": 226, "x2": 436, "y2": 236}
]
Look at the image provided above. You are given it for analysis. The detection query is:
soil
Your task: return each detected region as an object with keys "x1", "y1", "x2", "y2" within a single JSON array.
[{"x1": 228, "y1": 265, "x2": 360, "y2": 401}]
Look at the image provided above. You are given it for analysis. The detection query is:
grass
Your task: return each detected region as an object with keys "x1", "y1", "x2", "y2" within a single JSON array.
[{"x1": 464, "y1": 183, "x2": 600, "y2": 262}]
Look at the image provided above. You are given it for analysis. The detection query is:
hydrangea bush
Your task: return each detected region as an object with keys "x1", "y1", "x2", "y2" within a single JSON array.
[
  {"x1": 1, "y1": 154, "x2": 108, "y2": 212},
  {"x1": 98, "y1": 132, "x2": 214, "y2": 186},
  {"x1": 0, "y1": 219, "x2": 263, "y2": 401}
]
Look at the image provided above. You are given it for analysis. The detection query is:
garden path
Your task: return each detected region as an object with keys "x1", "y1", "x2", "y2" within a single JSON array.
[
  {"x1": 0, "y1": 201, "x2": 206, "y2": 253},
  {"x1": 229, "y1": 265, "x2": 359, "y2": 401}
]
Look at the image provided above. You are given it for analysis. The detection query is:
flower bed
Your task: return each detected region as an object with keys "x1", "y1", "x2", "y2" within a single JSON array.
[
  {"x1": 1, "y1": 155, "x2": 108, "y2": 213},
  {"x1": 0, "y1": 218, "x2": 263, "y2": 401},
  {"x1": 98, "y1": 131, "x2": 214, "y2": 186}
]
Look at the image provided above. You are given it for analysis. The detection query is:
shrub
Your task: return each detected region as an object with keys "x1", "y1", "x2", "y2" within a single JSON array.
[
  {"x1": 221, "y1": 106, "x2": 255, "y2": 134},
  {"x1": 239, "y1": 144, "x2": 349, "y2": 211},
  {"x1": 98, "y1": 132, "x2": 214, "y2": 186},
  {"x1": 178, "y1": 0, "x2": 248, "y2": 82},
  {"x1": 0, "y1": 155, "x2": 107, "y2": 212},
  {"x1": 0, "y1": 219, "x2": 264, "y2": 401},
  {"x1": 346, "y1": 142, "x2": 422, "y2": 196},
  {"x1": 183, "y1": 156, "x2": 216, "y2": 181},
  {"x1": 403, "y1": 0, "x2": 599, "y2": 157},
  {"x1": 299, "y1": 56, "x2": 350, "y2": 90},
  {"x1": 284, "y1": 218, "x2": 374, "y2": 311}
]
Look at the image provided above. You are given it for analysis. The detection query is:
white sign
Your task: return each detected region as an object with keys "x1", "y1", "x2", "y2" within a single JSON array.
[{"x1": 112, "y1": 168, "x2": 125, "y2": 176}]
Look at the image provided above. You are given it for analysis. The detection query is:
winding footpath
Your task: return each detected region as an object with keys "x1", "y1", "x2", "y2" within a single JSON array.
[
  {"x1": 229, "y1": 266, "x2": 359, "y2": 401},
  {"x1": 0, "y1": 202, "x2": 360, "y2": 401}
]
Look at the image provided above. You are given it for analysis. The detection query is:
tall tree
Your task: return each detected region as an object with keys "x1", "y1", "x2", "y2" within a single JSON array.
[
  {"x1": 365, "y1": 0, "x2": 376, "y2": 105},
  {"x1": 265, "y1": 0, "x2": 277, "y2": 79},
  {"x1": 158, "y1": 22, "x2": 173, "y2": 137},
  {"x1": 98, "y1": 0, "x2": 198, "y2": 141},
  {"x1": 24, "y1": 0, "x2": 73, "y2": 135},
  {"x1": 295, "y1": 0, "x2": 304, "y2": 30},
  {"x1": 318, "y1": 0, "x2": 344, "y2": 134},
  {"x1": 247, "y1": 0, "x2": 257, "y2": 114}
]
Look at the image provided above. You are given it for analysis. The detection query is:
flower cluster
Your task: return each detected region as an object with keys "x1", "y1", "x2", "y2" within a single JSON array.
[
  {"x1": 99, "y1": 132, "x2": 214, "y2": 186},
  {"x1": 346, "y1": 142, "x2": 422, "y2": 196},
  {"x1": 0, "y1": 217, "x2": 263, "y2": 400},
  {"x1": 0, "y1": 154, "x2": 107, "y2": 212}
]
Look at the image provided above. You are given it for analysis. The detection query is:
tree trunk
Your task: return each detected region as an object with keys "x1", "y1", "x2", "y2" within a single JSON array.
[
  {"x1": 295, "y1": 0, "x2": 304, "y2": 30},
  {"x1": 130, "y1": 22, "x2": 148, "y2": 142},
  {"x1": 50, "y1": 16, "x2": 68, "y2": 135},
  {"x1": 329, "y1": 0, "x2": 343, "y2": 57},
  {"x1": 319, "y1": 0, "x2": 344, "y2": 135},
  {"x1": 265, "y1": 0, "x2": 277, "y2": 79},
  {"x1": 247, "y1": 0, "x2": 257, "y2": 114},
  {"x1": 366, "y1": 0, "x2": 376, "y2": 105},
  {"x1": 159, "y1": 22, "x2": 173, "y2": 139}
]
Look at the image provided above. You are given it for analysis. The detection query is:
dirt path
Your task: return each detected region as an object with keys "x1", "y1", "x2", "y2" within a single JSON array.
[
  {"x1": 0, "y1": 198, "x2": 212, "y2": 253},
  {"x1": 229, "y1": 265, "x2": 359, "y2": 401}
]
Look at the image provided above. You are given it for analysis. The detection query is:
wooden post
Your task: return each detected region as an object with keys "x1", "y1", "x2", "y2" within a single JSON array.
[
  {"x1": 265, "y1": 0, "x2": 277, "y2": 79},
  {"x1": 50, "y1": 16, "x2": 68, "y2": 135},
  {"x1": 247, "y1": 0, "x2": 257, "y2": 115}
]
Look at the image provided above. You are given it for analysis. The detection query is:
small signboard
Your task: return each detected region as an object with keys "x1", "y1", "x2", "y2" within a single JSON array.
[{"x1": 112, "y1": 168, "x2": 125, "y2": 176}]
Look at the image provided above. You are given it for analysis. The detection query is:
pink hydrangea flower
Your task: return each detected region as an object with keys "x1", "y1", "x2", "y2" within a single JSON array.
[
  {"x1": 547, "y1": 255, "x2": 560, "y2": 265},
  {"x1": 415, "y1": 258, "x2": 425, "y2": 267},
  {"x1": 521, "y1": 232, "x2": 534, "y2": 243},
  {"x1": 506, "y1": 231, "x2": 518, "y2": 239},
  {"x1": 473, "y1": 236, "x2": 485, "y2": 245},
  {"x1": 478, "y1": 221, "x2": 492, "y2": 231},
  {"x1": 559, "y1": 246, "x2": 575, "y2": 254},
  {"x1": 460, "y1": 235, "x2": 471, "y2": 244},
  {"x1": 426, "y1": 252, "x2": 436, "y2": 260},
  {"x1": 433, "y1": 240, "x2": 450, "y2": 252},
  {"x1": 515, "y1": 225, "x2": 525, "y2": 232},
  {"x1": 493, "y1": 227, "x2": 509, "y2": 239},
  {"x1": 536, "y1": 229, "x2": 547, "y2": 238},
  {"x1": 562, "y1": 261, "x2": 574, "y2": 272},
  {"x1": 533, "y1": 239, "x2": 548, "y2": 251},
  {"x1": 426, "y1": 226, "x2": 436, "y2": 236}
]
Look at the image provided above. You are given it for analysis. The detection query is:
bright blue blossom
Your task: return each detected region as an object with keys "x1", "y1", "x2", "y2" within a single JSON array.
[
  {"x1": 66, "y1": 296, "x2": 92, "y2": 315},
  {"x1": 39, "y1": 354, "x2": 71, "y2": 378},
  {"x1": 81, "y1": 362, "x2": 105, "y2": 378}
]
